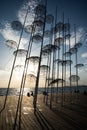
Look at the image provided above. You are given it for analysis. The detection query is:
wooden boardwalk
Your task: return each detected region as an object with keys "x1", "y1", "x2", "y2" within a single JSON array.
[{"x1": 0, "y1": 94, "x2": 87, "y2": 130}]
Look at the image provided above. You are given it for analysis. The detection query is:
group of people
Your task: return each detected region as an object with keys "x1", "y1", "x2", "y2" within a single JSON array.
[{"x1": 27, "y1": 90, "x2": 49, "y2": 97}]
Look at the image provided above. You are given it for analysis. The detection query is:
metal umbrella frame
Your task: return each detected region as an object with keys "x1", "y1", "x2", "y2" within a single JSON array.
[
  {"x1": 55, "y1": 22, "x2": 64, "y2": 32},
  {"x1": 34, "y1": 4, "x2": 46, "y2": 16},
  {"x1": 55, "y1": 59, "x2": 63, "y2": 65},
  {"x1": 65, "y1": 34, "x2": 71, "y2": 39},
  {"x1": 69, "y1": 75, "x2": 80, "y2": 82},
  {"x1": 62, "y1": 60, "x2": 73, "y2": 66},
  {"x1": 11, "y1": 21, "x2": 22, "y2": 31},
  {"x1": 24, "y1": 25, "x2": 33, "y2": 34},
  {"x1": 74, "y1": 42, "x2": 82, "y2": 49},
  {"x1": 44, "y1": 30, "x2": 51, "y2": 38},
  {"x1": 42, "y1": 44, "x2": 58, "y2": 54},
  {"x1": 5, "y1": 40, "x2": 17, "y2": 49},
  {"x1": 26, "y1": 74, "x2": 36, "y2": 80},
  {"x1": 26, "y1": 74, "x2": 36, "y2": 88},
  {"x1": 33, "y1": 19, "x2": 44, "y2": 31},
  {"x1": 32, "y1": 34, "x2": 43, "y2": 43},
  {"x1": 46, "y1": 14, "x2": 54, "y2": 24},
  {"x1": 13, "y1": 49, "x2": 27, "y2": 57},
  {"x1": 69, "y1": 47, "x2": 78, "y2": 54},
  {"x1": 64, "y1": 23, "x2": 70, "y2": 32},
  {"x1": 14, "y1": 65, "x2": 23, "y2": 70},
  {"x1": 54, "y1": 37, "x2": 64, "y2": 46},
  {"x1": 27, "y1": 56, "x2": 40, "y2": 64},
  {"x1": 63, "y1": 51, "x2": 72, "y2": 57},
  {"x1": 74, "y1": 63, "x2": 84, "y2": 69},
  {"x1": 49, "y1": 78, "x2": 65, "y2": 86},
  {"x1": 40, "y1": 65, "x2": 50, "y2": 74}
]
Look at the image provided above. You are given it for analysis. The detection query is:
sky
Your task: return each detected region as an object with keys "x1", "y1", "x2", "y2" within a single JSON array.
[{"x1": 0, "y1": 0, "x2": 87, "y2": 88}]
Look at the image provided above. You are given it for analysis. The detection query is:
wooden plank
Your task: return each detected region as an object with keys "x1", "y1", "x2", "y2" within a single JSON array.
[{"x1": 0, "y1": 94, "x2": 87, "y2": 130}]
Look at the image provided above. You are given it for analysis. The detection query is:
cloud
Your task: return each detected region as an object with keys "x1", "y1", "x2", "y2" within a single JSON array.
[
  {"x1": 81, "y1": 53, "x2": 87, "y2": 58},
  {"x1": 0, "y1": 0, "x2": 39, "y2": 49},
  {"x1": 0, "y1": 22, "x2": 28, "y2": 49},
  {"x1": 66, "y1": 27, "x2": 87, "y2": 47},
  {"x1": 0, "y1": 69, "x2": 10, "y2": 83},
  {"x1": 17, "y1": 0, "x2": 38, "y2": 26},
  {"x1": 0, "y1": 69, "x2": 9, "y2": 75}
]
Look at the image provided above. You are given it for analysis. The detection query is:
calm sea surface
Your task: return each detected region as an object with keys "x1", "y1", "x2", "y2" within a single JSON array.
[{"x1": 0, "y1": 86, "x2": 87, "y2": 96}]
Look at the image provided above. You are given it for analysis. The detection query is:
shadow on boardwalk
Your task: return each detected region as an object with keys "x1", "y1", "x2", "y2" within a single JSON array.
[{"x1": 34, "y1": 107, "x2": 56, "y2": 130}]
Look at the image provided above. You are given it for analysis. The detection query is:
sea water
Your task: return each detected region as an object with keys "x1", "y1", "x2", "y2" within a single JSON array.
[{"x1": 0, "y1": 86, "x2": 87, "y2": 96}]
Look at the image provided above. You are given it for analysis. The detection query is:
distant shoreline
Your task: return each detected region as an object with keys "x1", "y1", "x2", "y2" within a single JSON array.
[{"x1": 0, "y1": 85, "x2": 87, "y2": 96}]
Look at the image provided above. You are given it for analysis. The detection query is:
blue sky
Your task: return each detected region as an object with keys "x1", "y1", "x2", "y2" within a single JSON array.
[{"x1": 0, "y1": 0, "x2": 87, "y2": 87}]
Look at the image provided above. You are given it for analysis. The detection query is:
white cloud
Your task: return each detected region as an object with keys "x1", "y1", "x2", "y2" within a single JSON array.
[
  {"x1": 0, "y1": 69, "x2": 10, "y2": 84},
  {"x1": 17, "y1": 0, "x2": 38, "y2": 26},
  {"x1": 0, "y1": 22, "x2": 28, "y2": 49},
  {"x1": 0, "y1": 69, "x2": 9, "y2": 75},
  {"x1": 66, "y1": 27, "x2": 86, "y2": 47},
  {"x1": 0, "y1": 0, "x2": 39, "y2": 49},
  {"x1": 81, "y1": 53, "x2": 87, "y2": 58}
]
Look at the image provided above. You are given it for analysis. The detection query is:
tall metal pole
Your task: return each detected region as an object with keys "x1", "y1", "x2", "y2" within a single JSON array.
[
  {"x1": 46, "y1": 52, "x2": 52, "y2": 105},
  {"x1": 74, "y1": 24, "x2": 78, "y2": 101},
  {"x1": 68, "y1": 19, "x2": 72, "y2": 103},
  {"x1": 64, "y1": 25, "x2": 66, "y2": 102},
  {"x1": 33, "y1": 0, "x2": 47, "y2": 112},
  {"x1": 61, "y1": 12, "x2": 64, "y2": 106},
  {"x1": 43, "y1": 55, "x2": 50, "y2": 103}
]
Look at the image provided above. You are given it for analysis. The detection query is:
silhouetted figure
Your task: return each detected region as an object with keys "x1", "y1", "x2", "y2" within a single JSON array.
[
  {"x1": 27, "y1": 92, "x2": 30, "y2": 97},
  {"x1": 83, "y1": 91, "x2": 87, "y2": 95},
  {"x1": 43, "y1": 91, "x2": 48, "y2": 96},
  {"x1": 31, "y1": 91, "x2": 33, "y2": 96}
]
